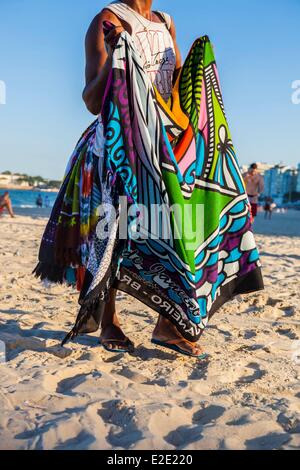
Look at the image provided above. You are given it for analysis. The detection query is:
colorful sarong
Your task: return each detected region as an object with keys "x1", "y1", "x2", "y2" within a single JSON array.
[{"x1": 34, "y1": 32, "x2": 263, "y2": 344}]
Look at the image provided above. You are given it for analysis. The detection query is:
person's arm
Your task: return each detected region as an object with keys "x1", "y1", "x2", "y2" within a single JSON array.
[
  {"x1": 82, "y1": 10, "x2": 124, "y2": 115},
  {"x1": 169, "y1": 18, "x2": 182, "y2": 84}
]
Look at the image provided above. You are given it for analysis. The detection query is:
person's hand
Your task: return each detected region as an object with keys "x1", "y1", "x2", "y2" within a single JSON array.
[{"x1": 103, "y1": 22, "x2": 124, "y2": 58}]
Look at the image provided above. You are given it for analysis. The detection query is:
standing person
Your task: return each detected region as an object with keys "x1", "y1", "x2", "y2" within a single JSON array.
[
  {"x1": 36, "y1": 194, "x2": 43, "y2": 208},
  {"x1": 264, "y1": 197, "x2": 273, "y2": 220},
  {"x1": 264, "y1": 198, "x2": 276, "y2": 220},
  {"x1": 35, "y1": 0, "x2": 263, "y2": 359},
  {"x1": 0, "y1": 191, "x2": 15, "y2": 218},
  {"x1": 82, "y1": 0, "x2": 197, "y2": 356},
  {"x1": 45, "y1": 195, "x2": 50, "y2": 208},
  {"x1": 243, "y1": 163, "x2": 264, "y2": 218}
]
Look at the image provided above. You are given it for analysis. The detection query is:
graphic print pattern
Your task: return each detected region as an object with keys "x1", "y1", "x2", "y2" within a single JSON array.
[
  {"x1": 35, "y1": 32, "x2": 263, "y2": 343},
  {"x1": 103, "y1": 33, "x2": 263, "y2": 340}
]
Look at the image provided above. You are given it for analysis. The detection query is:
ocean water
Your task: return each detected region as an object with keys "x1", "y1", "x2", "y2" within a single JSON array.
[{"x1": 1, "y1": 189, "x2": 58, "y2": 209}]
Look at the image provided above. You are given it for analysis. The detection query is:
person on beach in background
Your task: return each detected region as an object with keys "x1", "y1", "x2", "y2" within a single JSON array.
[
  {"x1": 45, "y1": 196, "x2": 50, "y2": 208},
  {"x1": 243, "y1": 164, "x2": 264, "y2": 218},
  {"x1": 0, "y1": 191, "x2": 15, "y2": 218},
  {"x1": 36, "y1": 194, "x2": 43, "y2": 208},
  {"x1": 264, "y1": 197, "x2": 275, "y2": 220}
]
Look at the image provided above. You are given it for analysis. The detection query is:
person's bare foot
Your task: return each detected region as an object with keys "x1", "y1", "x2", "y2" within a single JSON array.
[
  {"x1": 100, "y1": 319, "x2": 134, "y2": 353},
  {"x1": 100, "y1": 290, "x2": 134, "y2": 353},
  {"x1": 152, "y1": 316, "x2": 205, "y2": 357}
]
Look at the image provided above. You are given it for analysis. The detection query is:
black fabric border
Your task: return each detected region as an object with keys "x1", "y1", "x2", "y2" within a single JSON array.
[{"x1": 114, "y1": 266, "x2": 264, "y2": 342}]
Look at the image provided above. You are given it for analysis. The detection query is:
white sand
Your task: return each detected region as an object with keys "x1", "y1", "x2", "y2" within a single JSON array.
[{"x1": 0, "y1": 210, "x2": 300, "y2": 450}]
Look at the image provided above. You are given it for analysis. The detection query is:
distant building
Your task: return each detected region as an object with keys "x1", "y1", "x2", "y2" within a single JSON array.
[
  {"x1": 297, "y1": 164, "x2": 300, "y2": 192},
  {"x1": 264, "y1": 165, "x2": 298, "y2": 202},
  {"x1": 0, "y1": 173, "x2": 30, "y2": 188},
  {"x1": 0, "y1": 172, "x2": 61, "y2": 191},
  {"x1": 282, "y1": 168, "x2": 298, "y2": 198},
  {"x1": 256, "y1": 162, "x2": 274, "y2": 176}
]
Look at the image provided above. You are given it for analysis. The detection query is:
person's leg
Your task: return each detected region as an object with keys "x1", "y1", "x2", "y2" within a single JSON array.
[
  {"x1": 100, "y1": 288, "x2": 134, "y2": 352},
  {"x1": 251, "y1": 203, "x2": 257, "y2": 218},
  {"x1": 152, "y1": 315, "x2": 204, "y2": 356},
  {"x1": 4, "y1": 200, "x2": 14, "y2": 218}
]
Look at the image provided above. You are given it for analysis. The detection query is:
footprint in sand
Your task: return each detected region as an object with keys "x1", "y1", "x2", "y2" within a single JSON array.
[
  {"x1": 266, "y1": 298, "x2": 282, "y2": 307},
  {"x1": 98, "y1": 400, "x2": 136, "y2": 427},
  {"x1": 161, "y1": 404, "x2": 226, "y2": 449},
  {"x1": 15, "y1": 415, "x2": 99, "y2": 450},
  {"x1": 279, "y1": 306, "x2": 296, "y2": 317},
  {"x1": 243, "y1": 330, "x2": 257, "y2": 340},
  {"x1": 54, "y1": 430, "x2": 95, "y2": 450},
  {"x1": 148, "y1": 406, "x2": 196, "y2": 448},
  {"x1": 56, "y1": 372, "x2": 101, "y2": 395},
  {"x1": 43, "y1": 369, "x2": 101, "y2": 395},
  {"x1": 236, "y1": 362, "x2": 266, "y2": 384},
  {"x1": 226, "y1": 414, "x2": 252, "y2": 426},
  {"x1": 188, "y1": 364, "x2": 209, "y2": 381},
  {"x1": 164, "y1": 424, "x2": 203, "y2": 448},
  {"x1": 192, "y1": 405, "x2": 225, "y2": 426},
  {"x1": 116, "y1": 366, "x2": 150, "y2": 385},
  {"x1": 245, "y1": 432, "x2": 291, "y2": 450},
  {"x1": 277, "y1": 411, "x2": 300, "y2": 434},
  {"x1": 98, "y1": 400, "x2": 142, "y2": 448},
  {"x1": 276, "y1": 328, "x2": 298, "y2": 340}
]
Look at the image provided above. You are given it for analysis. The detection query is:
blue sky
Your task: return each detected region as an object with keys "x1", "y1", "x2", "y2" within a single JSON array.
[{"x1": 0, "y1": 0, "x2": 299, "y2": 179}]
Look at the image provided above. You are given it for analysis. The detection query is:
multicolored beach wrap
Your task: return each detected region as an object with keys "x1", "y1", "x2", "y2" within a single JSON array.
[{"x1": 34, "y1": 31, "x2": 264, "y2": 344}]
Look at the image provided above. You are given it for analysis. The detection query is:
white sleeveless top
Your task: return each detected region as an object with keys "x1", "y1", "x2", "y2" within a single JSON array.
[{"x1": 93, "y1": 1, "x2": 176, "y2": 157}]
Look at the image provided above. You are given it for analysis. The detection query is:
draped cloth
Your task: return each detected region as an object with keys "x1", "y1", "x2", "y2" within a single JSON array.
[{"x1": 34, "y1": 32, "x2": 264, "y2": 345}]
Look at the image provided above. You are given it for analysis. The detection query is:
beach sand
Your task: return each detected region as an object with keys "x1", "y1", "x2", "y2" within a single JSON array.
[{"x1": 0, "y1": 209, "x2": 299, "y2": 450}]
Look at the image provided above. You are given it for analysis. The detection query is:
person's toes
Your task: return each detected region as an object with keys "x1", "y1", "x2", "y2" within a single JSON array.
[
  {"x1": 101, "y1": 337, "x2": 134, "y2": 352},
  {"x1": 191, "y1": 343, "x2": 202, "y2": 353},
  {"x1": 194, "y1": 347, "x2": 203, "y2": 355},
  {"x1": 193, "y1": 346, "x2": 206, "y2": 356},
  {"x1": 181, "y1": 342, "x2": 203, "y2": 356}
]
